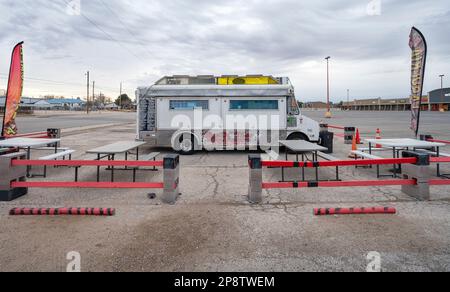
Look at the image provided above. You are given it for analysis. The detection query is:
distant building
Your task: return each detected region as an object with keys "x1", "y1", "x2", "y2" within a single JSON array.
[
  {"x1": 303, "y1": 101, "x2": 329, "y2": 109},
  {"x1": 32, "y1": 100, "x2": 53, "y2": 109},
  {"x1": 428, "y1": 88, "x2": 450, "y2": 111},
  {"x1": 342, "y1": 97, "x2": 429, "y2": 111},
  {"x1": 47, "y1": 98, "x2": 86, "y2": 110},
  {"x1": 0, "y1": 96, "x2": 47, "y2": 114},
  {"x1": 1, "y1": 96, "x2": 87, "y2": 113},
  {"x1": 342, "y1": 98, "x2": 412, "y2": 111},
  {"x1": 341, "y1": 87, "x2": 450, "y2": 112}
]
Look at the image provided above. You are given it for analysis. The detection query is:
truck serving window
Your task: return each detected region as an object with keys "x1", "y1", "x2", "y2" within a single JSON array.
[
  {"x1": 170, "y1": 100, "x2": 209, "y2": 110},
  {"x1": 229, "y1": 100, "x2": 279, "y2": 110}
]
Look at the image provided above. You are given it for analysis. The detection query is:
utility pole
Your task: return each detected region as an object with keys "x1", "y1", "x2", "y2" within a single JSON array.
[
  {"x1": 325, "y1": 56, "x2": 332, "y2": 118},
  {"x1": 86, "y1": 71, "x2": 90, "y2": 114},
  {"x1": 92, "y1": 81, "x2": 95, "y2": 111},
  {"x1": 439, "y1": 74, "x2": 445, "y2": 112},
  {"x1": 99, "y1": 91, "x2": 102, "y2": 113},
  {"x1": 119, "y1": 82, "x2": 123, "y2": 110}
]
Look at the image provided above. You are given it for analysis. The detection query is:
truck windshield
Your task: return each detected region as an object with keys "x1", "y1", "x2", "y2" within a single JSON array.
[{"x1": 287, "y1": 96, "x2": 300, "y2": 116}]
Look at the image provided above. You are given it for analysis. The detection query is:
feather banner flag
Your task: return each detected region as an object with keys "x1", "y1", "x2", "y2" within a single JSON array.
[
  {"x1": 409, "y1": 28, "x2": 427, "y2": 137},
  {"x1": 2, "y1": 41, "x2": 24, "y2": 137}
]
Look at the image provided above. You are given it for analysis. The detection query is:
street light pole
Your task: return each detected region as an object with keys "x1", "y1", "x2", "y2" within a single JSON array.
[
  {"x1": 439, "y1": 74, "x2": 445, "y2": 112},
  {"x1": 325, "y1": 56, "x2": 332, "y2": 118},
  {"x1": 347, "y1": 89, "x2": 350, "y2": 111},
  {"x1": 92, "y1": 81, "x2": 95, "y2": 111}
]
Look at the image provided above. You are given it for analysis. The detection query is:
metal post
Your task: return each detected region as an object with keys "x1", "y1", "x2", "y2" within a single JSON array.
[
  {"x1": 347, "y1": 89, "x2": 350, "y2": 110},
  {"x1": 401, "y1": 151, "x2": 431, "y2": 201},
  {"x1": 119, "y1": 82, "x2": 123, "y2": 110},
  {"x1": 92, "y1": 81, "x2": 95, "y2": 110},
  {"x1": 47, "y1": 128, "x2": 61, "y2": 147},
  {"x1": 325, "y1": 56, "x2": 332, "y2": 118},
  {"x1": 248, "y1": 154, "x2": 263, "y2": 204},
  {"x1": 439, "y1": 75, "x2": 445, "y2": 111},
  {"x1": 0, "y1": 152, "x2": 28, "y2": 201},
  {"x1": 162, "y1": 154, "x2": 180, "y2": 204}
]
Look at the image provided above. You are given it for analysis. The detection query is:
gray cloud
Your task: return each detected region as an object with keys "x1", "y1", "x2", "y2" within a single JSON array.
[{"x1": 0, "y1": 0, "x2": 449, "y2": 100}]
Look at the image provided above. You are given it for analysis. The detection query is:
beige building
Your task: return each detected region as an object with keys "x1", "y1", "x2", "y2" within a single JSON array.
[{"x1": 341, "y1": 97, "x2": 429, "y2": 111}]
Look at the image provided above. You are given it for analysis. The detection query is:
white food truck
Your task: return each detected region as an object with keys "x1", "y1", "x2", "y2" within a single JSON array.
[{"x1": 136, "y1": 75, "x2": 320, "y2": 154}]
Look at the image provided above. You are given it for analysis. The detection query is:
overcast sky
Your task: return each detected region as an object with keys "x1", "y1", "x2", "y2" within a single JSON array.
[{"x1": 0, "y1": 0, "x2": 449, "y2": 101}]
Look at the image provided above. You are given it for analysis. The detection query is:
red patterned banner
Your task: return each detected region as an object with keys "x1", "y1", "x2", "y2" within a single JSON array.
[{"x1": 2, "y1": 42, "x2": 24, "y2": 137}]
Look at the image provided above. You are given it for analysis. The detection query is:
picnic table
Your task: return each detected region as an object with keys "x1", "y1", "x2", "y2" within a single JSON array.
[
  {"x1": 86, "y1": 141, "x2": 147, "y2": 182},
  {"x1": 279, "y1": 140, "x2": 328, "y2": 182},
  {"x1": 365, "y1": 138, "x2": 446, "y2": 177},
  {"x1": 0, "y1": 137, "x2": 61, "y2": 177}
]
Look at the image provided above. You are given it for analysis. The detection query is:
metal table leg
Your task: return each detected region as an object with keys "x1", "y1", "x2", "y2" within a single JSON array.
[
  {"x1": 111, "y1": 154, "x2": 115, "y2": 182},
  {"x1": 75, "y1": 167, "x2": 79, "y2": 182},
  {"x1": 392, "y1": 147, "x2": 397, "y2": 178},
  {"x1": 302, "y1": 153, "x2": 305, "y2": 181},
  {"x1": 26, "y1": 147, "x2": 32, "y2": 178},
  {"x1": 315, "y1": 151, "x2": 319, "y2": 181},
  {"x1": 437, "y1": 147, "x2": 441, "y2": 177},
  {"x1": 97, "y1": 154, "x2": 101, "y2": 182}
]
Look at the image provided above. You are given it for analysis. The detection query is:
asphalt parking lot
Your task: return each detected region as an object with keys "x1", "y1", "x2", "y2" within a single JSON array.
[
  {"x1": 0, "y1": 110, "x2": 449, "y2": 272},
  {"x1": 14, "y1": 111, "x2": 136, "y2": 133}
]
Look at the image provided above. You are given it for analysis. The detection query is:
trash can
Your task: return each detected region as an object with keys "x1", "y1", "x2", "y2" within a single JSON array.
[
  {"x1": 344, "y1": 127, "x2": 356, "y2": 145},
  {"x1": 320, "y1": 131, "x2": 334, "y2": 154}
]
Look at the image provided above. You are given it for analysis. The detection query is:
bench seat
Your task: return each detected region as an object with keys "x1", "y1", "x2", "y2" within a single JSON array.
[
  {"x1": 34, "y1": 147, "x2": 70, "y2": 152},
  {"x1": 357, "y1": 147, "x2": 390, "y2": 152},
  {"x1": 139, "y1": 152, "x2": 160, "y2": 161},
  {"x1": 351, "y1": 150, "x2": 382, "y2": 160},
  {"x1": 419, "y1": 150, "x2": 450, "y2": 158},
  {"x1": 317, "y1": 152, "x2": 339, "y2": 161},
  {"x1": 39, "y1": 150, "x2": 75, "y2": 161}
]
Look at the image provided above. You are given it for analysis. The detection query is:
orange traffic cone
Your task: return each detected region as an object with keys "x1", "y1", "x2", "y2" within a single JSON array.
[
  {"x1": 348, "y1": 136, "x2": 358, "y2": 158},
  {"x1": 376, "y1": 128, "x2": 382, "y2": 148},
  {"x1": 355, "y1": 128, "x2": 362, "y2": 145}
]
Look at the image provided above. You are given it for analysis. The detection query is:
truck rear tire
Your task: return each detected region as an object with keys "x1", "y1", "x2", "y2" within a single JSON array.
[
  {"x1": 287, "y1": 133, "x2": 309, "y2": 142},
  {"x1": 174, "y1": 134, "x2": 196, "y2": 155}
]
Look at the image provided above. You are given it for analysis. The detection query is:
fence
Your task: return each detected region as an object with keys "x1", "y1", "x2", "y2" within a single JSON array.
[
  {"x1": 248, "y1": 151, "x2": 450, "y2": 203},
  {"x1": 0, "y1": 152, "x2": 180, "y2": 204}
]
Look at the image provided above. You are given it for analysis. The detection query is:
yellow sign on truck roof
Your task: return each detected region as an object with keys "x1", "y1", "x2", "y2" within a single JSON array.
[{"x1": 217, "y1": 76, "x2": 279, "y2": 85}]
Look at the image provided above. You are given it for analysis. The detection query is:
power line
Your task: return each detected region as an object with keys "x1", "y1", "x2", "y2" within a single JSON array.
[
  {"x1": 98, "y1": 0, "x2": 154, "y2": 59},
  {"x1": 0, "y1": 72, "x2": 123, "y2": 92},
  {"x1": 61, "y1": 0, "x2": 143, "y2": 61}
]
